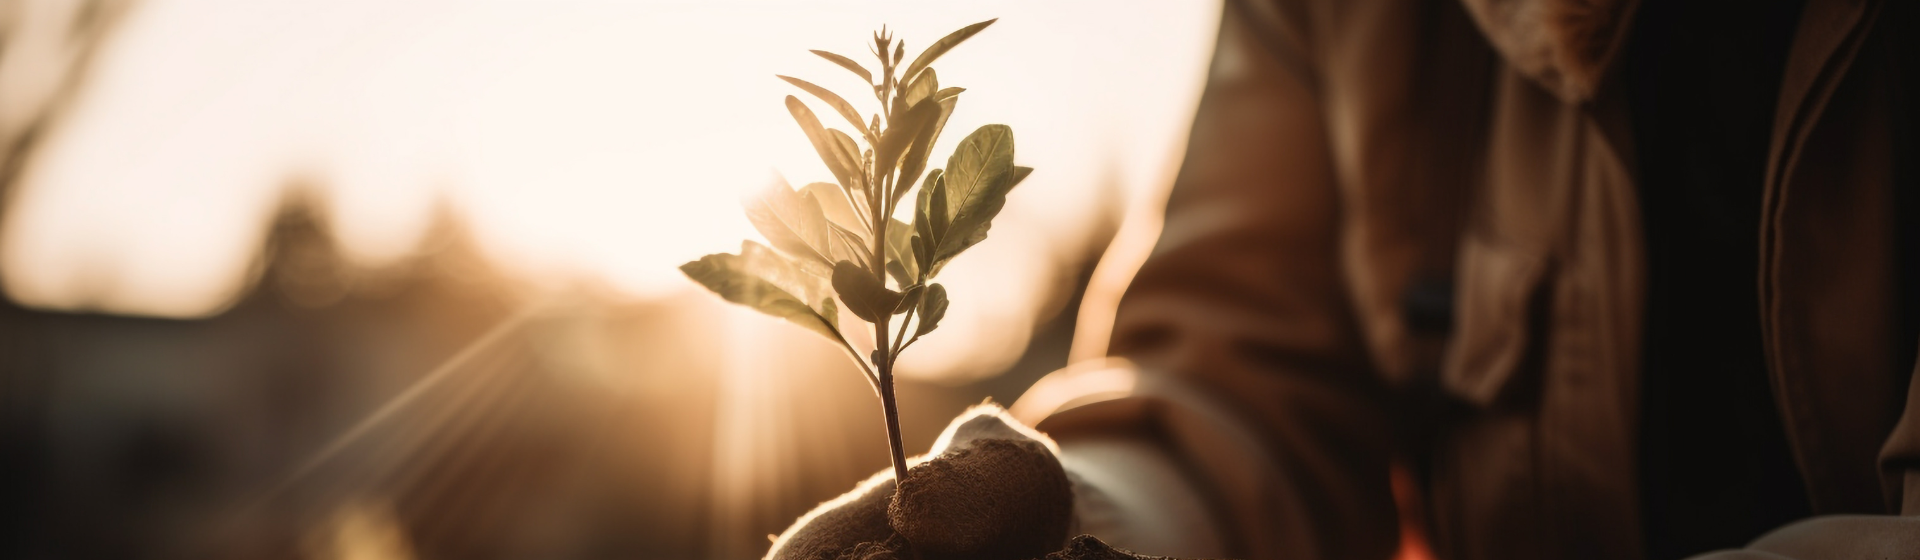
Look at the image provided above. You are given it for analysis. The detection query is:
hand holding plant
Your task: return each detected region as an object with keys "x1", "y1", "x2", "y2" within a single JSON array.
[{"x1": 682, "y1": 21, "x2": 1197, "y2": 560}]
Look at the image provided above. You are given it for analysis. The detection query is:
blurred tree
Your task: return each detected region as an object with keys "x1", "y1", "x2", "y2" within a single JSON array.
[{"x1": 0, "y1": 0, "x2": 133, "y2": 209}]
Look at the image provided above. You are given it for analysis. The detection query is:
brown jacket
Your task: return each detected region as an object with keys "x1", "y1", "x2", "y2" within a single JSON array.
[{"x1": 1018, "y1": 0, "x2": 1920, "y2": 558}]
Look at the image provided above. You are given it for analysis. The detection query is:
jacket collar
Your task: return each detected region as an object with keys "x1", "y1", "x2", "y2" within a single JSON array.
[{"x1": 1455, "y1": 0, "x2": 1638, "y2": 104}]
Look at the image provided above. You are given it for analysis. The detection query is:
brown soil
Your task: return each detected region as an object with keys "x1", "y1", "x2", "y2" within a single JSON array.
[
  {"x1": 830, "y1": 533, "x2": 1165, "y2": 560},
  {"x1": 803, "y1": 437, "x2": 1196, "y2": 560},
  {"x1": 831, "y1": 533, "x2": 910, "y2": 560},
  {"x1": 889, "y1": 438, "x2": 1073, "y2": 560},
  {"x1": 1044, "y1": 535, "x2": 1173, "y2": 560},
  {"x1": 776, "y1": 478, "x2": 897, "y2": 560}
]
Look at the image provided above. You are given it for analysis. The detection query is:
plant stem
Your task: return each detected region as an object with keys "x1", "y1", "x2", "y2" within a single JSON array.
[
  {"x1": 871, "y1": 256, "x2": 902, "y2": 483},
  {"x1": 872, "y1": 224, "x2": 905, "y2": 482},
  {"x1": 870, "y1": 54, "x2": 908, "y2": 482},
  {"x1": 888, "y1": 306, "x2": 915, "y2": 362},
  {"x1": 875, "y1": 336, "x2": 909, "y2": 483}
]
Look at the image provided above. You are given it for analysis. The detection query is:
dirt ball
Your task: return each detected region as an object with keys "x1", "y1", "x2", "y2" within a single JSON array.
[
  {"x1": 832, "y1": 534, "x2": 908, "y2": 560},
  {"x1": 771, "y1": 478, "x2": 897, "y2": 560},
  {"x1": 887, "y1": 438, "x2": 1072, "y2": 560}
]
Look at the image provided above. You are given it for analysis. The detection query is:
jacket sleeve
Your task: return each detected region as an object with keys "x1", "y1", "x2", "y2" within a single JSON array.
[{"x1": 1042, "y1": 1, "x2": 1402, "y2": 558}]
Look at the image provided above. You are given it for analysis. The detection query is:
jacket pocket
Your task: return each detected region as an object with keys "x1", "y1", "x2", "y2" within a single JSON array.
[{"x1": 1440, "y1": 235, "x2": 1549, "y2": 407}]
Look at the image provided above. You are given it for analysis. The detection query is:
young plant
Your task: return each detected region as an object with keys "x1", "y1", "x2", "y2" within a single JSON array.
[{"x1": 680, "y1": 20, "x2": 1029, "y2": 483}]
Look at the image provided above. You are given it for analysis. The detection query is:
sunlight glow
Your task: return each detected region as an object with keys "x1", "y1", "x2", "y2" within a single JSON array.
[{"x1": 0, "y1": 0, "x2": 1219, "y2": 379}]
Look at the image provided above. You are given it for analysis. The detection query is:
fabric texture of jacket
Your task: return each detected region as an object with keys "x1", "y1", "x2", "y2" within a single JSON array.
[{"x1": 1013, "y1": 0, "x2": 1920, "y2": 558}]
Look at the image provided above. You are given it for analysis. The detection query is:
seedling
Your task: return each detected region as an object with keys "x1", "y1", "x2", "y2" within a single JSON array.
[{"x1": 681, "y1": 19, "x2": 1028, "y2": 483}]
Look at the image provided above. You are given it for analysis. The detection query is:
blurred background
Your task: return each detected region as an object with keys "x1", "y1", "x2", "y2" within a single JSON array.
[{"x1": 0, "y1": 1, "x2": 1219, "y2": 558}]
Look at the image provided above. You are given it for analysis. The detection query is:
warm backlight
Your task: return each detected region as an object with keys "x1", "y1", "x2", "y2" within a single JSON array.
[{"x1": 0, "y1": 0, "x2": 1219, "y2": 381}]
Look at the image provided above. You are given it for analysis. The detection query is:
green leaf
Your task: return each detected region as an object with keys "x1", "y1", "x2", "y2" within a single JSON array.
[
  {"x1": 884, "y1": 218, "x2": 919, "y2": 286},
  {"x1": 936, "y1": 168, "x2": 1029, "y2": 277},
  {"x1": 910, "y1": 233, "x2": 930, "y2": 273},
  {"x1": 741, "y1": 240, "x2": 834, "y2": 309},
  {"x1": 914, "y1": 170, "x2": 940, "y2": 212},
  {"x1": 930, "y1": 125, "x2": 1021, "y2": 273},
  {"x1": 681, "y1": 242, "x2": 843, "y2": 343},
  {"x1": 913, "y1": 170, "x2": 939, "y2": 267},
  {"x1": 915, "y1": 283, "x2": 948, "y2": 337},
  {"x1": 829, "y1": 128, "x2": 863, "y2": 160},
  {"x1": 1006, "y1": 165, "x2": 1034, "y2": 189},
  {"x1": 873, "y1": 100, "x2": 941, "y2": 183},
  {"x1": 894, "y1": 96, "x2": 956, "y2": 208},
  {"x1": 785, "y1": 96, "x2": 864, "y2": 193},
  {"x1": 894, "y1": 283, "x2": 925, "y2": 315},
  {"x1": 929, "y1": 173, "x2": 950, "y2": 239},
  {"x1": 744, "y1": 179, "x2": 841, "y2": 275},
  {"x1": 800, "y1": 181, "x2": 871, "y2": 265},
  {"x1": 832, "y1": 261, "x2": 903, "y2": 323},
  {"x1": 811, "y1": 49, "x2": 872, "y2": 84},
  {"x1": 885, "y1": 260, "x2": 913, "y2": 290},
  {"x1": 800, "y1": 182, "x2": 865, "y2": 235},
  {"x1": 826, "y1": 129, "x2": 866, "y2": 200},
  {"x1": 902, "y1": 19, "x2": 996, "y2": 83},
  {"x1": 901, "y1": 68, "x2": 939, "y2": 109},
  {"x1": 819, "y1": 297, "x2": 841, "y2": 336},
  {"x1": 779, "y1": 75, "x2": 878, "y2": 146}
]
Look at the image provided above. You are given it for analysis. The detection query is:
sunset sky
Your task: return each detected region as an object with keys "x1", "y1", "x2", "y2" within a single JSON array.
[{"x1": 1, "y1": 0, "x2": 1220, "y2": 380}]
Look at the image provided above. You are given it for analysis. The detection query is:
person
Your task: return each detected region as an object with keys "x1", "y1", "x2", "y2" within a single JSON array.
[{"x1": 768, "y1": 0, "x2": 1920, "y2": 558}]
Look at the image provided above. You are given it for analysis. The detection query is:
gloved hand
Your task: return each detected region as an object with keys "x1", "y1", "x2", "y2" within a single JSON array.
[{"x1": 765, "y1": 404, "x2": 1080, "y2": 560}]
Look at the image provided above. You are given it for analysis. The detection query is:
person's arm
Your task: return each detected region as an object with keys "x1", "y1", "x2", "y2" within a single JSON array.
[{"x1": 1030, "y1": 0, "x2": 1401, "y2": 558}]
